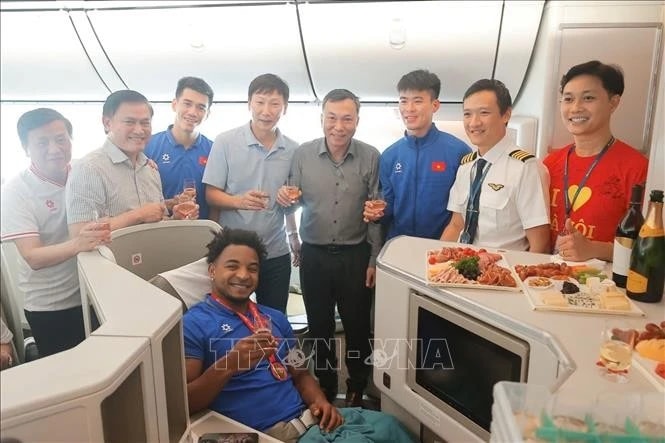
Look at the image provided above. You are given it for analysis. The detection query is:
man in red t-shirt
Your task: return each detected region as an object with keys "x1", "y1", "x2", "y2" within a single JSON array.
[{"x1": 544, "y1": 60, "x2": 648, "y2": 262}]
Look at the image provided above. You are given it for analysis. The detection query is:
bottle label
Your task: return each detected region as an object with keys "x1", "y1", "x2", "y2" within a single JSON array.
[
  {"x1": 639, "y1": 225, "x2": 665, "y2": 238},
  {"x1": 612, "y1": 238, "x2": 632, "y2": 276},
  {"x1": 626, "y1": 270, "x2": 648, "y2": 293}
]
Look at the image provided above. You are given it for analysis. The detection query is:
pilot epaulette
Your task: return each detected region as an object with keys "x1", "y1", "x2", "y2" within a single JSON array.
[
  {"x1": 461, "y1": 152, "x2": 478, "y2": 165},
  {"x1": 508, "y1": 149, "x2": 535, "y2": 162}
]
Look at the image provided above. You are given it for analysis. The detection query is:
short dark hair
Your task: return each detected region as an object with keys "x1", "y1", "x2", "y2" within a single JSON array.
[
  {"x1": 102, "y1": 90, "x2": 154, "y2": 119},
  {"x1": 17, "y1": 108, "x2": 73, "y2": 153},
  {"x1": 206, "y1": 228, "x2": 268, "y2": 265},
  {"x1": 463, "y1": 79, "x2": 512, "y2": 115},
  {"x1": 559, "y1": 60, "x2": 624, "y2": 97},
  {"x1": 176, "y1": 76, "x2": 214, "y2": 106},
  {"x1": 248, "y1": 73, "x2": 290, "y2": 102},
  {"x1": 397, "y1": 69, "x2": 441, "y2": 100},
  {"x1": 321, "y1": 89, "x2": 360, "y2": 113}
]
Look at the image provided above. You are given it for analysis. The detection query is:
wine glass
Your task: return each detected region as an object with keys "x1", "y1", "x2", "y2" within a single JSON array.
[{"x1": 597, "y1": 319, "x2": 634, "y2": 384}]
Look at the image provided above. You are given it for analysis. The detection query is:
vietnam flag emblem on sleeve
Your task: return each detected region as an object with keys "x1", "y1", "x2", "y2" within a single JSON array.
[
  {"x1": 431, "y1": 161, "x2": 446, "y2": 172},
  {"x1": 199, "y1": 156, "x2": 208, "y2": 166}
]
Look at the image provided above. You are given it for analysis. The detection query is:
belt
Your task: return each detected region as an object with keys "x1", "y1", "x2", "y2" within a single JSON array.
[
  {"x1": 304, "y1": 242, "x2": 363, "y2": 254},
  {"x1": 289, "y1": 409, "x2": 318, "y2": 436}
]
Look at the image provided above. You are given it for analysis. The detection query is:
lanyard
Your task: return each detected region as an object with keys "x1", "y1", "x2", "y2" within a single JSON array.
[
  {"x1": 468, "y1": 159, "x2": 491, "y2": 210},
  {"x1": 210, "y1": 292, "x2": 288, "y2": 381},
  {"x1": 563, "y1": 137, "x2": 614, "y2": 217}
]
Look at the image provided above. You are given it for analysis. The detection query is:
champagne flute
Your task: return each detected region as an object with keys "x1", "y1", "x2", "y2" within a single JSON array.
[
  {"x1": 284, "y1": 177, "x2": 300, "y2": 204},
  {"x1": 91, "y1": 209, "x2": 111, "y2": 245},
  {"x1": 255, "y1": 183, "x2": 270, "y2": 210},
  {"x1": 253, "y1": 312, "x2": 272, "y2": 335},
  {"x1": 91, "y1": 209, "x2": 111, "y2": 232},
  {"x1": 182, "y1": 178, "x2": 197, "y2": 202}
]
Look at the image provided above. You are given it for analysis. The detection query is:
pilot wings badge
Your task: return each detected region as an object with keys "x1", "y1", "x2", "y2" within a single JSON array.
[{"x1": 487, "y1": 183, "x2": 504, "y2": 191}]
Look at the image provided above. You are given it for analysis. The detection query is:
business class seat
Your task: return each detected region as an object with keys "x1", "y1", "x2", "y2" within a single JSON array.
[
  {"x1": 102, "y1": 219, "x2": 222, "y2": 281},
  {"x1": 148, "y1": 257, "x2": 310, "y2": 336},
  {"x1": 0, "y1": 242, "x2": 26, "y2": 364},
  {"x1": 99, "y1": 220, "x2": 308, "y2": 335}
]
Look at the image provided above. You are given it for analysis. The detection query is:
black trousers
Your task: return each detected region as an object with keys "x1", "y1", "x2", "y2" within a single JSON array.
[
  {"x1": 255, "y1": 253, "x2": 292, "y2": 314},
  {"x1": 300, "y1": 242, "x2": 372, "y2": 395},
  {"x1": 25, "y1": 305, "x2": 86, "y2": 358}
]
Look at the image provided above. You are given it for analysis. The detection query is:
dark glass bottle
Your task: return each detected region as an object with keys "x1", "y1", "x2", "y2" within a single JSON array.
[
  {"x1": 626, "y1": 190, "x2": 665, "y2": 303},
  {"x1": 612, "y1": 184, "x2": 644, "y2": 288}
]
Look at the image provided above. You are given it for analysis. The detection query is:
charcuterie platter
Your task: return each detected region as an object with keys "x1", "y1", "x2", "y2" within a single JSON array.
[{"x1": 426, "y1": 246, "x2": 522, "y2": 292}]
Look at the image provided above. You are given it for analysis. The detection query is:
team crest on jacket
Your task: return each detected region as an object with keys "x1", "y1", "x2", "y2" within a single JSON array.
[
  {"x1": 487, "y1": 183, "x2": 504, "y2": 191},
  {"x1": 161, "y1": 153, "x2": 170, "y2": 163},
  {"x1": 394, "y1": 162, "x2": 403, "y2": 173}
]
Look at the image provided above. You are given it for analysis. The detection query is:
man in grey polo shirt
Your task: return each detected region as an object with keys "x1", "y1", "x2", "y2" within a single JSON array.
[
  {"x1": 277, "y1": 89, "x2": 382, "y2": 408},
  {"x1": 67, "y1": 90, "x2": 193, "y2": 237},
  {"x1": 203, "y1": 74, "x2": 299, "y2": 313}
]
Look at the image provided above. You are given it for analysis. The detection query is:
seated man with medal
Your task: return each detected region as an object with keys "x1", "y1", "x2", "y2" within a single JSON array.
[{"x1": 183, "y1": 228, "x2": 414, "y2": 443}]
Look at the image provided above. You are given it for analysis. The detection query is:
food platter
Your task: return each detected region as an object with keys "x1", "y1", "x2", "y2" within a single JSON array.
[
  {"x1": 514, "y1": 262, "x2": 646, "y2": 317},
  {"x1": 631, "y1": 321, "x2": 665, "y2": 392},
  {"x1": 426, "y1": 246, "x2": 522, "y2": 292}
]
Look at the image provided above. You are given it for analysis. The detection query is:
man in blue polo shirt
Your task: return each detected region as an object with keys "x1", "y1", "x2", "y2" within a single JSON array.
[
  {"x1": 370, "y1": 70, "x2": 471, "y2": 240},
  {"x1": 183, "y1": 227, "x2": 415, "y2": 443},
  {"x1": 146, "y1": 76, "x2": 214, "y2": 220}
]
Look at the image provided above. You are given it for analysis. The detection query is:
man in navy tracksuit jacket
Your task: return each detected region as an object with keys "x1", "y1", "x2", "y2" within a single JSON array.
[{"x1": 380, "y1": 70, "x2": 471, "y2": 240}]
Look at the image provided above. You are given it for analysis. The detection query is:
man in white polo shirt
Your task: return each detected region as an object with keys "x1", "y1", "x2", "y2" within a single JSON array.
[
  {"x1": 67, "y1": 90, "x2": 194, "y2": 237},
  {"x1": 1, "y1": 108, "x2": 109, "y2": 357}
]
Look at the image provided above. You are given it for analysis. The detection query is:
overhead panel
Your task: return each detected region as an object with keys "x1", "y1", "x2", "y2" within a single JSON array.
[
  {"x1": 86, "y1": 3, "x2": 314, "y2": 102},
  {"x1": 298, "y1": 1, "x2": 502, "y2": 102},
  {"x1": 494, "y1": 1, "x2": 545, "y2": 101},
  {"x1": 0, "y1": 10, "x2": 111, "y2": 101}
]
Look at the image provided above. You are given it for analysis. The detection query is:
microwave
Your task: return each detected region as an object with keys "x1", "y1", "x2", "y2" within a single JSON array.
[{"x1": 406, "y1": 289, "x2": 529, "y2": 440}]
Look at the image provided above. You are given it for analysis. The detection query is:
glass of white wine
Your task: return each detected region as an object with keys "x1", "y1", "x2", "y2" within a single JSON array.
[{"x1": 598, "y1": 319, "x2": 634, "y2": 384}]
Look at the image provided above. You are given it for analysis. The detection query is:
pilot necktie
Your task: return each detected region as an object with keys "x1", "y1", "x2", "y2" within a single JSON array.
[{"x1": 460, "y1": 158, "x2": 488, "y2": 244}]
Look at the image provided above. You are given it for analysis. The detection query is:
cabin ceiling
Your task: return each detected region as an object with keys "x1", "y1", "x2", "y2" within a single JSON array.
[{"x1": 0, "y1": 0, "x2": 544, "y2": 103}]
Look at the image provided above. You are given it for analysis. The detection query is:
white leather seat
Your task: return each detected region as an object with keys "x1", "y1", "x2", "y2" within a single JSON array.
[
  {"x1": 101, "y1": 219, "x2": 222, "y2": 281},
  {"x1": 1, "y1": 242, "x2": 27, "y2": 363}
]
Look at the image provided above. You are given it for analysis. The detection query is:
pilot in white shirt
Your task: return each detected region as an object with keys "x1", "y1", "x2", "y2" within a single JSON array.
[{"x1": 441, "y1": 79, "x2": 551, "y2": 252}]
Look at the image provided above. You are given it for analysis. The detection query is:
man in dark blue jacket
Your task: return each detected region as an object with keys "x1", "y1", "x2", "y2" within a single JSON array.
[{"x1": 375, "y1": 70, "x2": 471, "y2": 240}]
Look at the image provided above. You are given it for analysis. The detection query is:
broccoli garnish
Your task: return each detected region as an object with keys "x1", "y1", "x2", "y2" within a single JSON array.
[{"x1": 453, "y1": 256, "x2": 480, "y2": 280}]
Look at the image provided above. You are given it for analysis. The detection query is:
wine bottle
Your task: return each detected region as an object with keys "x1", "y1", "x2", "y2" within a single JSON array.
[
  {"x1": 626, "y1": 190, "x2": 665, "y2": 303},
  {"x1": 612, "y1": 184, "x2": 644, "y2": 287}
]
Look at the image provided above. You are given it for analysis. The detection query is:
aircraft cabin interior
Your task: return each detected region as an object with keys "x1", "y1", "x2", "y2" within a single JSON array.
[{"x1": 1, "y1": 1, "x2": 664, "y2": 442}]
